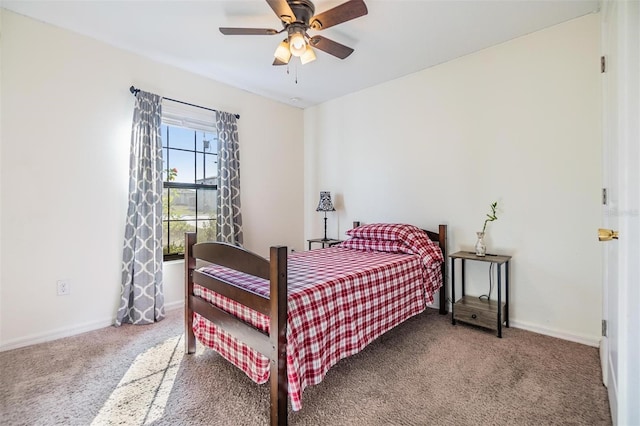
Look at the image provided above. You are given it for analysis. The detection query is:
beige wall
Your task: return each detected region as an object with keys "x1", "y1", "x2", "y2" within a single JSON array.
[
  {"x1": 0, "y1": 10, "x2": 304, "y2": 349},
  {"x1": 304, "y1": 14, "x2": 602, "y2": 344}
]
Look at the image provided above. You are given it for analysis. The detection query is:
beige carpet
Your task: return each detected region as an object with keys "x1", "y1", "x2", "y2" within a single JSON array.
[{"x1": 0, "y1": 308, "x2": 611, "y2": 426}]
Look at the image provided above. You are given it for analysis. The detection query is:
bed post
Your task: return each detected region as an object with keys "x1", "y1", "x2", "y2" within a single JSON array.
[
  {"x1": 269, "y1": 246, "x2": 288, "y2": 426},
  {"x1": 438, "y1": 224, "x2": 448, "y2": 315},
  {"x1": 185, "y1": 232, "x2": 197, "y2": 354}
]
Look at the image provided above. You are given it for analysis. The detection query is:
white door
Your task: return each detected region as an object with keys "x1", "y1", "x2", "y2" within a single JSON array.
[
  {"x1": 600, "y1": 1, "x2": 639, "y2": 425},
  {"x1": 600, "y1": 0, "x2": 616, "y2": 408}
]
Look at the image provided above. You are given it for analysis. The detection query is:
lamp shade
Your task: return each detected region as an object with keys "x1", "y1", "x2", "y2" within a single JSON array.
[
  {"x1": 316, "y1": 191, "x2": 336, "y2": 212},
  {"x1": 274, "y1": 40, "x2": 292, "y2": 63},
  {"x1": 300, "y1": 45, "x2": 317, "y2": 65}
]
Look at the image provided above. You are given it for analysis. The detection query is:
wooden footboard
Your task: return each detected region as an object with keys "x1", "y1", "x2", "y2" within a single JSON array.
[{"x1": 184, "y1": 233, "x2": 288, "y2": 425}]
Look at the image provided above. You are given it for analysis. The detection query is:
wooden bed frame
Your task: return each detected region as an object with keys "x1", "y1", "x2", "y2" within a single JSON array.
[{"x1": 184, "y1": 224, "x2": 447, "y2": 426}]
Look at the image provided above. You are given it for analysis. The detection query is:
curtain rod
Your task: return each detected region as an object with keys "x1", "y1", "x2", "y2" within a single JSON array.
[{"x1": 129, "y1": 86, "x2": 240, "y2": 120}]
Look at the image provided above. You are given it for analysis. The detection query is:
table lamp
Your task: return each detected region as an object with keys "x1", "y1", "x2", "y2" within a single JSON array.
[{"x1": 316, "y1": 191, "x2": 336, "y2": 241}]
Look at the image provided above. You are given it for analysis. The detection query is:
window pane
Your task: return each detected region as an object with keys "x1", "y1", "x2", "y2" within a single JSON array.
[
  {"x1": 197, "y1": 220, "x2": 217, "y2": 243},
  {"x1": 162, "y1": 187, "x2": 169, "y2": 220},
  {"x1": 204, "y1": 153, "x2": 217, "y2": 180},
  {"x1": 166, "y1": 149, "x2": 195, "y2": 183},
  {"x1": 167, "y1": 220, "x2": 196, "y2": 254},
  {"x1": 197, "y1": 131, "x2": 217, "y2": 153},
  {"x1": 162, "y1": 148, "x2": 169, "y2": 181},
  {"x1": 197, "y1": 188, "x2": 216, "y2": 218},
  {"x1": 162, "y1": 221, "x2": 169, "y2": 254},
  {"x1": 168, "y1": 126, "x2": 195, "y2": 150},
  {"x1": 161, "y1": 124, "x2": 168, "y2": 148},
  {"x1": 197, "y1": 154, "x2": 217, "y2": 184},
  {"x1": 195, "y1": 152, "x2": 205, "y2": 183},
  {"x1": 169, "y1": 188, "x2": 196, "y2": 219}
]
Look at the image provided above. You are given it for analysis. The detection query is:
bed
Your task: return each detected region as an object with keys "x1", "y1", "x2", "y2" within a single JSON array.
[{"x1": 184, "y1": 223, "x2": 447, "y2": 426}]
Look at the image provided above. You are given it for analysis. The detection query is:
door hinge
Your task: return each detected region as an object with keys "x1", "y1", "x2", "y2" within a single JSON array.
[
  {"x1": 602, "y1": 188, "x2": 608, "y2": 205},
  {"x1": 602, "y1": 319, "x2": 607, "y2": 337},
  {"x1": 601, "y1": 56, "x2": 606, "y2": 73}
]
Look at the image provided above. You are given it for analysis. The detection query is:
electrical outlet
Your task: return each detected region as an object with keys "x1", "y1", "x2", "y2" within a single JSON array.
[{"x1": 56, "y1": 280, "x2": 70, "y2": 296}]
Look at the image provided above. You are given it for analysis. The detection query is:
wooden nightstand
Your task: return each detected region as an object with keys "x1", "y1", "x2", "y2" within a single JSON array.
[
  {"x1": 449, "y1": 251, "x2": 512, "y2": 338},
  {"x1": 307, "y1": 238, "x2": 343, "y2": 250}
]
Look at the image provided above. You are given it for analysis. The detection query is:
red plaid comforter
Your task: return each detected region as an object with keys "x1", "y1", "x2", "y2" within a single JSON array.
[{"x1": 192, "y1": 246, "x2": 442, "y2": 411}]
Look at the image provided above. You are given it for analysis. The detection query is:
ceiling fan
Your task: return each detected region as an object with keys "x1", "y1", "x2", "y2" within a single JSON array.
[{"x1": 219, "y1": 0, "x2": 368, "y2": 66}]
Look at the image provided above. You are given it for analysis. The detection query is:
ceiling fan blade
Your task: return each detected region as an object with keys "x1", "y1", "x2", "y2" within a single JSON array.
[
  {"x1": 309, "y1": 35, "x2": 354, "y2": 59},
  {"x1": 273, "y1": 57, "x2": 290, "y2": 66},
  {"x1": 220, "y1": 27, "x2": 279, "y2": 35},
  {"x1": 266, "y1": 0, "x2": 296, "y2": 23},
  {"x1": 310, "y1": 0, "x2": 368, "y2": 30}
]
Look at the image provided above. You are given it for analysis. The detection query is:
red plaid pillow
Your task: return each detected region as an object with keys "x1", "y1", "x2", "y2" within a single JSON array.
[
  {"x1": 344, "y1": 223, "x2": 443, "y2": 268},
  {"x1": 346, "y1": 223, "x2": 416, "y2": 241},
  {"x1": 338, "y1": 238, "x2": 407, "y2": 254}
]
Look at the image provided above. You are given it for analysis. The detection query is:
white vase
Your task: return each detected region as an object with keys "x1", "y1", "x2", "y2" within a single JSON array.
[{"x1": 475, "y1": 232, "x2": 487, "y2": 256}]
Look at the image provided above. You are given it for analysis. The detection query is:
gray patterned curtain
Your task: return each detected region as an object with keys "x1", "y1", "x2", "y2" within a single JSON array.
[
  {"x1": 216, "y1": 111, "x2": 243, "y2": 245},
  {"x1": 116, "y1": 91, "x2": 164, "y2": 326}
]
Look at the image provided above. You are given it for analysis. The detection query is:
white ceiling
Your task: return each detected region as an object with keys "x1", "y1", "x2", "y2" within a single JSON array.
[{"x1": 2, "y1": 0, "x2": 599, "y2": 108}]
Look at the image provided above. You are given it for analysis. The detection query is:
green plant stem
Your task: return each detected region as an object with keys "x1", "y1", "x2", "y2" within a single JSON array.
[{"x1": 481, "y1": 202, "x2": 498, "y2": 233}]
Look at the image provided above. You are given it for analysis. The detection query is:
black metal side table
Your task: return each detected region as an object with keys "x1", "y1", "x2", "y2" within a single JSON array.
[
  {"x1": 307, "y1": 238, "x2": 343, "y2": 250},
  {"x1": 449, "y1": 251, "x2": 512, "y2": 338}
]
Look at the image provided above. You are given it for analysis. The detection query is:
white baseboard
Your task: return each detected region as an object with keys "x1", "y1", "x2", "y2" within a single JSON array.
[
  {"x1": 0, "y1": 316, "x2": 115, "y2": 352},
  {"x1": 600, "y1": 337, "x2": 608, "y2": 385},
  {"x1": 1, "y1": 301, "x2": 597, "y2": 352},
  {"x1": 436, "y1": 301, "x2": 600, "y2": 347},
  {"x1": 165, "y1": 300, "x2": 183, "y2": 312},
  {"x1": 0, "y1": 301, "x2": 185, "y2": 352},
  {"x1": 509, "y1": 319, "x2": 600, "y2": 347}
]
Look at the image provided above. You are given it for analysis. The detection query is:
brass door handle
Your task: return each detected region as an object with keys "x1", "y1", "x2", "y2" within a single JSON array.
[{"x1": 598, "y1": 228, "x2": 619, "y2": 241}]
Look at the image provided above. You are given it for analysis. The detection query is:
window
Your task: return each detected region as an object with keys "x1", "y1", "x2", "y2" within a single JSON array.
[{"x1": 161, "y1": 121, "x2": 218, "y2": 260}]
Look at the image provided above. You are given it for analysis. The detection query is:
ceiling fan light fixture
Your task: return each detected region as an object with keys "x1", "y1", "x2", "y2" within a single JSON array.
[
  {"x1": 274, "y1": 40, "x2": 292, "y2": 63},
  {"x1": 289, "y1": 32, "x2": 307, "y2": 57},
  {"x1": 220, "y1": 0, "x2": 369, "y2": 66},
  {"x1": 300, "y1": 45, "x2": 316, "y2": 65}
]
